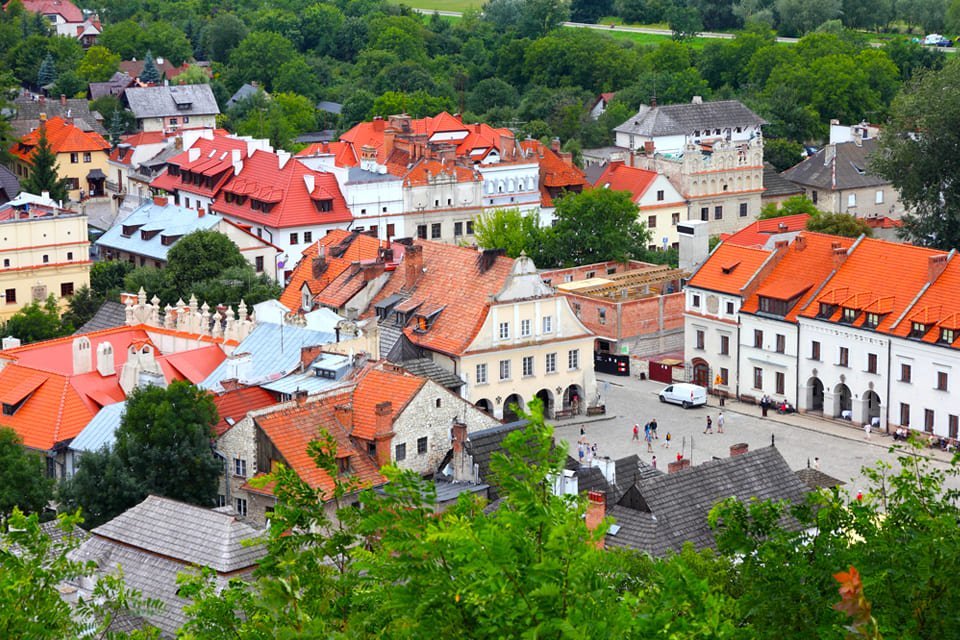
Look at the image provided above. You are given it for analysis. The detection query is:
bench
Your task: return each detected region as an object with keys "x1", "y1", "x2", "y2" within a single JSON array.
[
  {"x1": 586, "y1": 405, "x2": 606, "y2": 416},
  {"x1": 739, "y1": 394, "x2": 757, "y2": 405},
  {"x1": 553, "y1": 408, "x2": 575, "y2": 419}
]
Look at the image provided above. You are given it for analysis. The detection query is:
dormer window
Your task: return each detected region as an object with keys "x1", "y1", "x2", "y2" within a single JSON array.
[
  {"x1": 160, "y1": 234, "x2": 182, "y2": 246},
  {"x1": 841, "y1": 308, "x2": 858, "y2": 324},
  {"x1": 314, "y1": 368, "x2": 336, "y2": 379},
  {"x1": 141, "y1": 229, "x2": 160, "y2": 241},
  {"x1": 939, "y1": 328, "x2": 956, "y2": 344},
  {"x1": 121, "y1": 224, "x2": 143, "y2": 237},
  {"x1": 818, "y1": 303, "x2": 836, "y2": 319},
  {"x1": 314, "y1": 199, "x2": 333, "y2": 212},
  {"x1": 1, "y1": 396, "x2": 28, "y2": 416},
  {"x1": 336, "y1": 455, "x2": 351, "y2": 475},
  {"x1": 758, "y1": 296, "x2": 788, "y2": 317},
  {"x1": 864, "y1": 312, "x2": 881, "y2": 329},
  {"x1": 909, "y1": 322, "x2": 929, "y2": 338}
]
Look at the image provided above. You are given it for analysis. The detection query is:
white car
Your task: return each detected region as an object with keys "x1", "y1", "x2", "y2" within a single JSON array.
[
  {"x1": 924, "y1": 33, "x2": 945, "y2": 45},
  {"x1": 659, "y1": 383, "x2": 707, "y2": 408}
]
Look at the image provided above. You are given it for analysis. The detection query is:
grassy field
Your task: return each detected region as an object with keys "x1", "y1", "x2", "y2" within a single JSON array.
[{"x1": 393, "y1": 0, "x2": 480, "y2": 11}]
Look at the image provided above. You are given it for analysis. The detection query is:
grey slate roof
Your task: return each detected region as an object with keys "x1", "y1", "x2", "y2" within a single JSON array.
[
  {"x1": 124, "y1": 84, "x2": 220, "y2": 120},
  {"x1": 795, "y1": 467, "x2": 845, "y2": 490},
  {"x1": 781, "y1": 139, "x2": 887, "y2": 191},
  {"x1": 464, "y1": 419, "x2": 528, "y2": 499},
  {"x1": 75, "y1": 300, "x2": 128, "y2": 334},
  {"x1": 95, "y1": 200, "x2": 221, "y2": 261},
  {"x1": 69, "y1": 402, "x2": 126, "y2": 453},
  {"x1": 11, "y1": 96, "x2": 106, "y2": 136},
  {"x1": 614, "y1": 100, "x2": 765, "y2": 137},
  {"x1": 762, "y1": 162, "x2": 803, "y2": 198},
  {"x1": 225, "y1": 83, "x2": 261, "y2": 110},
  {"x1": 317, "y1": 100, "x2": 342, "y2": 114},
  {"x1": 400, "y1": 358, "x2": 464, "y2": 389},
  {"x1": 605, "y1": 446, "x2": 809, "y2": 556},
  {"x1": 0, "y1": 164, "x2": 21, "y2": 203}
]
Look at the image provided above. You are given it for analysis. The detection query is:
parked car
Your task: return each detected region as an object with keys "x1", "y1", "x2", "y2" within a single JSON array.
[
  {"x1": 923, "y1": 34, "x2": 952, "y2": 46},
  {"x1": 659, "y1": 383, "x2": 707, "y2": 408}
]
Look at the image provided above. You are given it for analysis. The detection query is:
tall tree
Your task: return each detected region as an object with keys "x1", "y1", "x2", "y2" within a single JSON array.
[
  {"x1": 164, "y1": 229, "x2": 248, "y2": 298},
  {"x1": 36, "y1": 52, "x2": 56, "y2": 87},
  {"x1": 545, "y1": 188, "x2": 651, "y2": 267},
  {"x1": 0, "y1": 427, "x2": 53, "y2": 516},
  {"x1": 760, "y1": 194, "x2": 821, "y2": 219},
  {"x1": 20, "y1": 125, "x2": 70, "y2": 202},
  {"x1": 76, "y1": 45, "x2": 120, "y2": 83},
  {"x1": 140, "y1": 50, "x2": 160, "y2": 84},
  {"x1": 473, "y1": 207, "x2": 544, "y2": 258},
  {"x1": 872, "y1": 58, "x2": 960, "y2": 249},
  {"x1": 2, "y1": 295, "x2": 70, "y2": 343}
]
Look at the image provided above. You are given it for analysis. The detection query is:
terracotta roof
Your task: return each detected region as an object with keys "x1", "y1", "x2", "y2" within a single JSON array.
[
  {"x1": 368, "y1": 241, "x2": 514, "y2": 357},
  {"x1": 722, "y1": 214, "x2": 811, "y2": 249},
  {"x1": 294, "y1": 141, "x2": 349, "y2": 158},
  {"x1": 687, "y1": 243, "x2": 771, "y2": 296},
  {"x1": 741, "y1": 232, "x2": 855, "y2": 322},
  {"x1": 520, "y1": 139, "x2": 587, "y2": 190},
  {"x1": 799, "y1": 237, "x2": 945, "y2": 332},
  {"x1": 862, "y1": 216, "x2": 902, "y2": 229},
  {"x1": 403, "y1": 159, "x2": 477, "y2": 186},
  {"x1": 17, "y1": 0, "x2": 83, "y2": 21},
  {"x1": 350, "y1": 364, "x2": 426, "y2": 440},
  {"x1": 149, "y1": 134, "x2": 248, "y2": 197},
  {"x1": 119, "y1": 59, "x2": 197, "y2": 82},
  {"x1": 212, "y1": 150, "x2": 352, "y2": 229},
  {"x1": 211, "y1": 386, "x2": 275, "y2": 436},
  {"x1": 10, "y1": 117, "x2": 109, "y2": 162},
  {"x1": 889, "y1": 258, "x2": 960, "y2": 347},
  {"x1": 253, "y1": 391, "x2": 386, "y2": 497},
  {"x1": 593, "y1": 161, "x2": 657, "y2": 200},
  {"x1": 279, "y1": 230, "x2": 403, "y2": 312}
]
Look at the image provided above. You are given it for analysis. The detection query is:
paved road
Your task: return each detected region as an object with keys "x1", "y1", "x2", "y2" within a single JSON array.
[{"x1": 550, "y1": 373, "x2": 960, "y2": 494}]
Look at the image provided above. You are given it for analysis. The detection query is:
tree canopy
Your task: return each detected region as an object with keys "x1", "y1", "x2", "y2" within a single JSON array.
[
  {"x1": 1, "y1": 295, "x2": 71, "y2": 344},
  {"x1": 546, "y1": 188, "x2": 651, "y2": 267},
  {"x1": 21, "y1": 125, "x2": 69, "y2": 203},
  {"x1": 0, "y1": 427, "x2": 53, "y2": 516}
]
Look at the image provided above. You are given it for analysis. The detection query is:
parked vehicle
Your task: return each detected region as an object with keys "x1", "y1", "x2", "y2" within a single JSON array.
[
  {"x1": 923, "y1": 34, "x2": 952, "y2": 46},
  {"x1": 659, "y1": 383, "x2": 707, "y2": 408},
  {"x1": 776, "y1": 400, "x2": 796, "y2": 415}
]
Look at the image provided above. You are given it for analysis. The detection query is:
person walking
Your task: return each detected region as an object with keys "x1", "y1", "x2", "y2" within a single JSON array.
[
  {"x1": 650, "y1": 418, "x2": 659, "y2": 439},
  {"x1": 704, "y1": 415, "x2": 713, "y2": 434},
  {"x1": 717, "y1": 411, "x2": 725, "y2": 434},
  {"x1": 761, "y1": 395, "x2": 769, "y2": 417},
  {"x1": 663, "y1": 431, "x2": 671, "y2": 448},
  {"x1": 645, "y1": 429, "x2": 654, "y2": 453},
  {"x1": 651, "y1": 455, "x2": 657, "y2": 470},
  {"x1": 864, "y1": 422, "x2": 871, "y2": 440},
  {"x1": 632, "y1": 423, "x2": 640, "y2": 441}
]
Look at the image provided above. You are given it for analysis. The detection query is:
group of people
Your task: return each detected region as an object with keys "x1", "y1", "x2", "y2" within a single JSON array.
[
  {"x1": 703, "y1": 411, "x2": 725, "y2": 434},
  {"x1": 633, "y1": 419, "x2": 673, "y2": 452},
  {"x1": 578, "y1": 428, "x2": 598, "y2": 464},
  {"x1": 759, "y1": 395, "x2": 794, "y2": 417}
]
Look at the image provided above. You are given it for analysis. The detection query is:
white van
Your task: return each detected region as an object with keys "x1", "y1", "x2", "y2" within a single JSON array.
[{"x1": 659, "y1": 383, "x2": 707, "y2": 408}]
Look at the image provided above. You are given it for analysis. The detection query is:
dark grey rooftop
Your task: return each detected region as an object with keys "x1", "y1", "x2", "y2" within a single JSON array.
[
  {"x1": 0, "y1": 165, "x2": 20, "y2": 204},
  {"x1": 125, "y1": 84, "x2": 220, "y2": 119},
  {"x1": 464, "y1": 419, "x2": 529, "y2": 499},
  {"x1": 401, "y1": 358, "x2": 464, "y2": 389},
  {"x1": 614, "y1": 100, "x2": 765, "y2": 137},
  {"x1": 75, "y1": 300, "x2": 127, "y2": 334},
  {"x1": 782, "y1": 139, "x2": 887, "y2": 191},
  {"x1": 12, "y1": 96, "x2": 106, "y2": 136},
  {"x1": 795, "y1": 467, "x2": 845, "y2": 490},
  {"x1": 762, "y1": 162, "x2": 803, "y2": 198}
]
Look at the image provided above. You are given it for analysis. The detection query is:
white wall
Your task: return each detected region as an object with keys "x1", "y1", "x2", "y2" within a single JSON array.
[
  {"x1": 738, "y1": 314, "x2": 799, "y2": 404},
  {"x1": 888, "y1": 338, "x2": 959, "y2": 436}
]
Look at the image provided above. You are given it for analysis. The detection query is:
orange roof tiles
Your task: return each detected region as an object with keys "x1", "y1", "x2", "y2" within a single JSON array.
[
  {"x1": 149, "y1": 134, "x2": 248, "y2": 198},
  {"x1": 254, "y1": 391, "x2": 386, "y2": 497},
  {"x1": 520, "y1": 139, "x2": 587, "y2": 190},
  {"x1": 212, "y1": 386, "x2": 276, "y2": 436},
  {"x1": 741, "y1": 233, "x2": 855, "y2": 322},
  {"x1": 368, "y1": 241, "x2": 514, "y2": 357},
  {"x1": 212, "y1": 150, "x2": 352, "y2": 229},
  {"x1": 688, "y1": 243, "x2": 771, "y2": 296},
  {"x1": 17, "y1": 0, "x2": 83, "y2": 21},
  {"x1": 722, "y1": 214, "x2": 811, "y2": 249},
  {"x1": 10, "y1": 117, "x2": 109, "y2": 162},
  {"x1": 350, "y1": 365, "x2": 426, "y2": 440},
  {"x1": 0, "y1": 372, "x2": 48, "y2": 405},
  {"x1": 593, "y1": 161, "x2": 657, "y2": 201},
  {"x1": 889, "y1": 258, "x2": 960, "y2": 346}
]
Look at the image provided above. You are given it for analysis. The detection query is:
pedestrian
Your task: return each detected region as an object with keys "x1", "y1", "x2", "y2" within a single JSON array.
[
  {"x1": 663, "y1": 431, "x2": 671, "y2": 448},
  {"x1": 579, "y1": 427, "x2": 587, "y2": 445},
  {"x1": 650, "y1": 418, "x2": 659, "y2": 439},
  {"x1": 645, "y1": 429, "x2": 653, "y2": 453},
  {"x1": 578, "y1": 443, "x2": 585, "y2": 464},
  {"x1": 717, "y1": 411, "x2": 725, "y2": 434},
  {"x1": 651, "y1": 455, "x2": 657, "y2": 470},
  {"x1": 591, "y1": 442, "x2": 598, "y2": 459},
  {"x1": 864, "y1": 422, "x2": 871, "y2": 439},
  {"x1": 676, "y1": 451, "x2": 683, "y2": 462},
  {"x1": 644, "y1": 421, "x2": 651, "y2": 440},
  {"x1": 632, "y1": 423, "x2": 639, "y2": 441},
  {"x1": 761, "y1": 395, "x2": 769, "y2": 417},
  {"x1": 719, "y1": 392, "x2": 725, "y2": 407},
  {"x1": 704, "y1": 415, "x2": 713, "y2": 434},
  {"x1": 814, "y1": 457, "x2": 821, "y2": 471}
]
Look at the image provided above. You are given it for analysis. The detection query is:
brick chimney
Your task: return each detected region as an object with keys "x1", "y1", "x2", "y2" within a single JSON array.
[
  {"x1": 334, "y1": 403, "x2": 353, "y2": 429},
  {"x1": 928, "y1": 254, "x2": 948, "y2": 283},
  {"x1": 60, "y1": 94, "x2": 66, "y2": 106},
  {"x1": 153, "y1": 195, "x2": 168, "y2": 207},
  {"x1": 499, "y1": 132, "x2": 515, "y2": 159},
  {"x1": 551, "y1": 137, "x2": 561, "y2": 154},
  {"x1": 361, "y1": 261, "x2": 385, "y2": 282},
  {"x1": 832, "y1": 244, "x2": 848, "y2": 269},
  {"x1": 373, "y1": 401, "x2": 394, "y2": 467},
  {"x1": 294, "y1": 389, "x2": 308, "y2": 406},
  {"x1": 451, "y1": 421, "x2": 467, "y2": 453},
  {"x1": 667, "y1": 458, "x2": 691, "y2": 474},
  {"x1": 197, "y1": 207, "x2": 205, "y2": 217},
  {"x1": 794, "y1": 235, "x2": 807, "y2": 251},
  {"x1": 220, "y1": 378, "x2": 240, "y2": 391},
  {"x1": 643, "y1": 140, "x2": 655, "y2": 156},
  {"x1": 404, "y1": 244, "x2": 424, "y2": 289},
  {"x1": 300, "y1": 344, "x2": 323, "y2": 370},
  {"x1": 730, "y1": 442, "x2": 749, "y2": 457},
  {"x1": 585, "y1": 491, "x2": 606, "y2": 549}
]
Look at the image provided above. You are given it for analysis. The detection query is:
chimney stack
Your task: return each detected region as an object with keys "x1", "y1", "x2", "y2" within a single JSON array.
[
  {"x1": 72, "y1": 337, "x2": 92, "y2": 375},
  {"x1": 294, "y1": 389, "x2": 308, "y2": 406},
  {"x1": 730, "y1": 443, "x2": 749, "y2": 457},
  {"x1": 643, "y1": 140, "x2": 655, "y2": 156},
  {"x1": 220, "y1": 378, "x2": 240, "y2": 391},
  {"x1": 551, "y1": 137, "x2": 561, "y2": 154},
  {"x1": 334, "y1": 402, "x2": 352, "y2": 429},
  {"x1": 60, "y1": 94, "x2": 66, "y2": 106},
  {"x1": 794, "y1": 235, "x2": 807, "y2": 251},
  {"x1": 361, "y1": 261, "x2": 385, "y2": 282},
  {"x1": 585, "y1": 491, "x2": 606, "y2": 549},
  {"x1": 832, "y1": 245, "x2": 848, "y2": 268},
  {"x1": 96, "y1": 342, "x2": 115, "y2": 376},
  {"x1": 299, "y1": 344, "x2": 323, "y2": 370},
  {"x1": 451, "y1": 421, "x2": 467, "y2": 454},
  {"x1": 404, "y1": 244, "x2": 424, "y2": 289},
  {"x1": 928, "y1": 254, "x2": 949, "y2": 283},
  {"x1": 153, "y1": 195, "x2": 168, "y2": 207},
  {"x1": 668, "y1": 458, "x2": 691, "y2": 474},
  {"x1": 197, "y1": 207, "x2": 205, "y2": 217},
  {"x1": 373, "y1": 401, "x2": 394, "y2": 467}
]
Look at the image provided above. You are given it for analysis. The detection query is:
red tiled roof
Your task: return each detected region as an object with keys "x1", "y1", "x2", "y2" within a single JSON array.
[
  {"x1": 862, "y1": 216, "x2": 903, "y2": 229},
  {"x1": 212, "y1": 150, "x2": 352, "y2": 229},
  {"x1": 279, "y1": 230, "x2": 403, "y2": 311},
  {"x1": 254, "y1": 391, "x2": 386, "y2": 497},
  {"x1": 160, "y1": 344, "x2": 226, "y2": 384},
  {"x1": 368, "y1": 241, "x2": 514, "y2": 357},
  {"x1": 722, "y1": 214, "x2": 811, "y2": 249},
  {"x1": 294, "y1": 141, "x2": 349, "y2": 158},
  {"x1": 212, "y1": 386, "x2": 276, "y2": 436},
  {"x1": 799, "y1": 237, "x2": 945, "y2": 332},
  {"x1": 688, "y1": 243, "x2": 771, "y2": 296},
  {"x1": 593, "y1": 161, "x2": 657, "y2": 200},
  {"x1": 351, "y1": 365, "x2": 426, "y2": 440},
  {"x1": 10, "y1": 117, "x2": 109, "y2": 162},
  {"x1": 119, "y1": 59, "x2": 198, "y2": 81},
  {"x1": 889, "y1": 258, "x2": 960, "y2": 347},
  {"x1": 403, "y1": 160, "x2": 477, "y2": 186},
  {"x1": 520, "y1": 139, "x2": 587, "y2": 190},
  {"x1": 17, "y1": 0, "x2": 83, "y2": 21},
  {"x1": 149, "y1": 134, "x2": 249, "y2": 198},
  {"x1": 741, "y1": 232, "x2": 855, "y2": 322}
]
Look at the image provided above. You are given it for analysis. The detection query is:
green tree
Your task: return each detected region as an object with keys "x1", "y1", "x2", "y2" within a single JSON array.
[
  {"x1": 57, "y1": 446, "x2": 146, "y2": 529},
  {"x1": 113, "y1": 381, "x2": 221, "y2": 506},
  {"x1": 201, "y1": 12, "x2": 248, "y2": 63},
  {"x1": 97, "y1": 20, "x2": 144, "y2": 59},
  {"x1": 50, "y1": 69, "x2": 84, "y2": 98},
  {"x1": 872, "y1": 58, "x2": 960, "y2": 249},
  {"x1": 36, "y1": 52, "x2": 56, "y2": 87},
  {"x1": 2, "y1": 295, "x2": 70, "y2": 343},
  {"x1": 90, "y1": 259, "x2": 134, "y2": 299},
  {"x1": 775, "y1": 0, "x2": 842, "y2": 35},
  {"x1": 0, "y1": 427, "x2": 53, "y2": 516},
  {"x1": 60, "y1": 285, "x2": 101, "y2": 330},
  {"x1": 760, "y1": 194, "x2": 821, "y2": 219},
  {"x1": 141, "y1": 21, "x2": 193, "y2": 66},
  {"x1": 228, "y1": 31, "x2": 298, "y2": 91},
  {"x1": 668, "y1": 5, "x2": 704, "y2": 40},
  {"x1": 21, "y1": 124, "x2": 69, "y2": 202},
  {"x1": 545, "y1": 188, "x2": 651, "y2": 267},
  {"x1": 805, "y1": 212, "x2": 873, "y2": 237},
  {"x1": 764, "y1": 138, "x2": 804, "y2": 172},
  {"x1": 483, "y1": 0, "x2": 571, "y2": 38},
  {"x1": 140, "y1": 50, "x2": 160, "y2": 84},
  {"x1": 468, "y1": 77, "x2": 520, "y2": 114},
  {"x1": 473, "y1": 208, "x2": 543, "y2": 257},
  {"x1": 173, "y1": 64, "x2": 209, "y2": 85},
  {"x1": 77, "y1": 45, "x2": 120, "y2": 83},
  {"x1": 165, "y1": 230, "x2": 247, "y2": 296}
]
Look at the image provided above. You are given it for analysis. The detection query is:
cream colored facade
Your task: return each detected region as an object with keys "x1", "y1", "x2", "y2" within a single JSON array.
[
  {"x1": 0, "y1": 207, "x2": 90, "y2": 319},
  {"x1": 13, "y1": 149, "x2": 110, "y2": 202},
  {"x1": 460, "y1": 256, "x2": 597, "y2": 420}
]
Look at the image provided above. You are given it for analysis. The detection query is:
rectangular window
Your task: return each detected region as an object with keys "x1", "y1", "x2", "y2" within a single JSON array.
[
  {"x1": 542, "y1": 316, "x2": 553, "y2": 333},
  {"x1": 522, "y1": 356, "x2": 534, "y2": 377},
  {"x1": 925, "y1": 409, "x2": 935, "y2": 433},
  {"x1": 4, "y1": 288, "x2": 15, "y2": 304},
  {"x1": 839, "y1": 347, "x2": 849, "y2": 367},
  {"x1": 696, "y1": 329, "x2": 705, "y2": 350},
  {"x1": 476, "y1": 363, "x2": 487, "y2": 384},
  {"x1": 864, "y1": 312, "x2": 880, "y2": 328},
  {"x1": 719, "y1": 367, "x2": 728, "y2": 385},
  {"x1": 289, "y1": 233, "x2": 299, "y2": 245},
  {"x1": 875, "y1": 190, "x2": 884, "y2": 204},
  {"x1": 812, "y1": 190, "x2": 818, "y2": 204},
  {"x1": 417, "y1": 436, "x2": 428, "y2": 455},
  {"x1": 754, "y1": 329, "x2": 763, "y2": 349},
  {"x1": 775, "y1": 334, "x2": 786, "y2": 354},
  {"x1": 700, "y1": 207, "x2": 709, "y2": 221},
  {"x1": 60, "y1": 282, "x2": 74, "y2": 297},
  {"x1": 454, "y1": 221, "x2": 463, "y2": 236},
  {"x1": 235, "y1": 498, "x2": 247, "y2": 516},
  {"x1": 546, "y1": 352, "x2": 557, "y2": 373},
  {"x1": 234, "y1": 458, "x2": 247, "y2": 477},
  {"x1": 70, "y1": 152, "x2": 78, "y2": 164},
  {"x1": 950, "y1": 414, "x2": 959, "y2": 439},
  {"x1": 656, "y1": 189, "x2": 664, "y2": 201},
  {"x1": 739, "y1": 202, "x2": 748, "y2": 217},
  {"x1": 940, "y1": 328, "x2": 956, "y2": 344},
  {"x1": 598, "y1": 308, "x2": 606, "y2": 325},
  {"x1": 714, "y1": 205, "x2": 723, "y2": 220},
  {"x1": 387, "y1": 223, "x2": 395, "y2": 237},
  {"x1": 671, "y1": 212, "x2": 680, "y2": 226},
  {"x1": 498, "y1": 322, "x2": 510, "y2": 339},
  {"x1": 726, "y1": 301, "x2": 734, "y2": 314},
  {"x1": 466, "y1": 220, "x2": 474, "y2": 235},
  {"x1": 499, "y1": 359, "x2": 511, "y2": 380},
  {"x1": 867, "y1": 353, "x2": 878, "y2": 374},
  {"x1": 847, "y1": 193, "x2": 856, "y2": 207},
  {"x1": 753, "y1": 367, "x2": 763, "y2": 390},
  {"x1": 647, "y1": 215, "x2": 657, "y2": 228},
  {"x1": 692, "y1": 294, "x2": 700, "y2": 308},
  {"x1": 720, "y1": 335, "x2": 729, "y2": 355},
  {"x1": 937, "y1": 371, "x2": 949, "y2": 391},
  {"x1": 216, "y1": 495, "x2": 226, "y2": 508},
  {"x1": 775, "y1": 371, "x2": 785, "y2": 395},
  {"x1": 83, "y1": 152, "x2": 91, "y2": 163},
  {"x1": 255, "y1": 256, "x2": 264, "y2": 272},
  {"x1": 901, "y1": 363, "x2": 912, "y2": 382},
  {"x1": 417, "y1": 224, "x2": 427, "y2": 239},
  {"x1": 431, "y1": 223, "x2": 441, "y2": 239},
  {"x1": 520, "y1": 319, "x2": 531, "y2": 337},
  {"x1": 303, "y1": 231, "x2": 312, "y2": 243},
  {"x1": 900, "y1": 403, "x2": 910, "y2": 427},
  {"x1": 395, "y1": 443, "x2": 406, "y2": 461},
  {"x1": 568, "y1": 349, "x2": 580, "y2": 370}
]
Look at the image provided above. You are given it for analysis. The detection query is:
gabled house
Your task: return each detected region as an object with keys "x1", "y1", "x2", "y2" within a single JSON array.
[
  {"x1": 87, "y1": 71, "x2": 135, "y2": 101},
  {"x1": 10, "y1": 116, "x2": 110, "y2": 199},
  {"x1": 124, "y1": 85, "x2": 220, "y2": 133},
  {"x1": 14, "y1": 0, "x2": 96, "y2": 44},
  {"x1": 594, "y1": 160, "x2": 687, "y2": 249},
  {"x1": 519, "y1": 138, "x2": 587, "y2": 223},
  {"x1": 10, "y1": 93, "x2": 106, "y2": 138},
  {"x1": 119, "y1": 57, "x2": 198, "y2": 85},
  {"x1": 720, "y1": 213, "x2": 810, "y2": 249},
  {"x1": 589, "y1": 92, "x2": 616, "y2": 120}
]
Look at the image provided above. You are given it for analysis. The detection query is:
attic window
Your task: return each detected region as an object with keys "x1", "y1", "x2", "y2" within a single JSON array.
[
  {"x1": 140, "y1": 229, "x2": 160, "y2": 241},
  {"x1": 840, "y1": 307, "x2": 858, "y2": 324},
  {"x1": 250, "y1": 199, "x2": 274, "y2": 213},
  {"x1": 2, "y1": 395, "x2": 29, "y2": 416},
  {"x1": 863, "y1": 312, "x2": 881, "y2": 329},
  {"x1": 817, "y1": 303, "x2": 836, "y2": 319},
  {"x1": 940, "y1": 328, "x2": 956, "y2": 344},
  {"x1": 758, "y1": 296, "x2": 788, "y2": 317},
  {"x1": 314, "y1": 199, "x2": 333, "y2": 213},
  {"x1": 314, "y1": 368, "x2": 336, "y2": 379},
  {"x1": 336, "y1": 455, "x2": 352, "y2": 475},
  {"x1": 909, "y1": 322, "x2": 929, "y2": 338},
  {"x1": 160, "y1": 234, "x2": 182, "y2": 246},
  {"x1": 720, "y1": 261, "x2": 740, "y2": 274},
  {"x1": 121, "y1": 224, "x2": 143, "y2": 237}
]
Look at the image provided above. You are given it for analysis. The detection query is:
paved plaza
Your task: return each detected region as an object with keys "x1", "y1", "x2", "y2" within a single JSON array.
[{"x1": 551, "y1": 373, "x2": 960, "y2": 494}]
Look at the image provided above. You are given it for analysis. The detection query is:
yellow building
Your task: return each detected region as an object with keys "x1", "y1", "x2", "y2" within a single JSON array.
[
  {"x1": 10, "y1": 116, "x2": 111, "y2": 201},
  {"x1": 0, "y1": 194, "x2": 91, "y2": 320}
]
